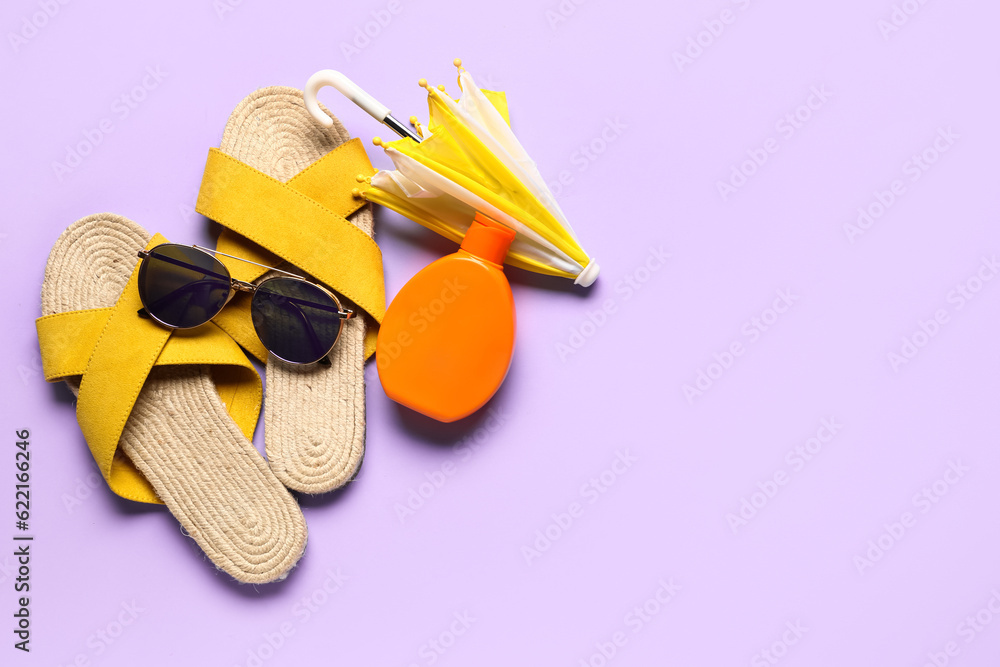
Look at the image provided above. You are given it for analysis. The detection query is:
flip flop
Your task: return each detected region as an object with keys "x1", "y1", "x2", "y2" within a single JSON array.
[
  {"x1": 36, "y1": 213, "x2": 307, "y2": 584},
  {"x1": 195, "y1": 87, "x2": 385, "y2": 494}
]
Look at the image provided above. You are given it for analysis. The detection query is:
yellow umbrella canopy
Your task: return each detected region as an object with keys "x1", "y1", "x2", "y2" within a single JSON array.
[{"x1": 304, "y1": 61, "x2": 599, "y2": 286}]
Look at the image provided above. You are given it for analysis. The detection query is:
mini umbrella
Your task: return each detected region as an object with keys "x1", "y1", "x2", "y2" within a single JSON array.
[{"x1": 304, "y1": 60, "x2": 599, "y2": 286}]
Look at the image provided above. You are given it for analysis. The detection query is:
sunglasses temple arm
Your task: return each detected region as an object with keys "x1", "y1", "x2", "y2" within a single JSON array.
[
  {"x1": 282, "y1": 295, "x2": 355, "y2": 319},
  {"x1": 283, "y1": 302, "x2": 330, "y2": 358}
]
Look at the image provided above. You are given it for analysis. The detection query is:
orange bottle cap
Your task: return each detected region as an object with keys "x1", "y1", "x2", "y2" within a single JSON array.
[{"x1": 461, "y1": 213, "x2": 516, "y2": 265}]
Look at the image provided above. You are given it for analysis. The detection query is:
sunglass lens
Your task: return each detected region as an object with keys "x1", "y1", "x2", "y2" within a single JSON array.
[
  {"x1": 251, "y1": 277, "x2": 343, "y2": 364},
  {"x1": 138, "y1": 244, "x2": 232, "y2": 328}
]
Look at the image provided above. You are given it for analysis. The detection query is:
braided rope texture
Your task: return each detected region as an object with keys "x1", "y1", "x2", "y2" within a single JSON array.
[
  {"x1": 41, "y1": 213, "x2": 308, "y2": 584},
  {"x1": 217, "y1": 87, "x2": 370, "y2": 495}
]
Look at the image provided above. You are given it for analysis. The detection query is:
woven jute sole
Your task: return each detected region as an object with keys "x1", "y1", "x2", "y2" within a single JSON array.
[
  {"x1": 41, "y1": 213, "x2": 308, "y2": 584},
  {"x1": 216, "y1": 87, "x2": 369, "y2": 495}
]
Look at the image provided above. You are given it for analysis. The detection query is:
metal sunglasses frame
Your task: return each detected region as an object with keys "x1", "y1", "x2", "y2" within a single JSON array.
[{"x1": 136, "y1": 243, "x2": 354, "y2": 365}]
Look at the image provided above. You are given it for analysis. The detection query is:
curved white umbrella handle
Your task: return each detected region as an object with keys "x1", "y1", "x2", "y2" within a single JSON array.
[{"x1": 304, "y1": 70, "x2": 420, "y2": 142}]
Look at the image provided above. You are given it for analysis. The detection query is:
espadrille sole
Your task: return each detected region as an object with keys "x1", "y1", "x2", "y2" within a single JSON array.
[
  {"x1": 216, "y1": 87, "x2": 369, "y2": 495},
  {"x1": 41, "y1": 213, "x2": 308, "y2": 584}
]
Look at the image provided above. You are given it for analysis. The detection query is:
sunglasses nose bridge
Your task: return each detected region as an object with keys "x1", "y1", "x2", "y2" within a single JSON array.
[{"x1": 231, "y1": 279, "x2": 256, "y2": 294}]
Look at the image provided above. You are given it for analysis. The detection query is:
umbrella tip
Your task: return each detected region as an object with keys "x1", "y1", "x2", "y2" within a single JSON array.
[
  {"x1": 453, "y1": 58, "x2": 463, "y2": 69},
  {"x1": 418, "y1": 78, "x2": 429, "y2": 89},
  {"x1": 574, "y1": 260, "x2": 600, "y2": 287},
  {"x1": 372, "y1": 136, "x2": 383, "y2": 147},
  {"x1": 409, "y1": 115, "x2": 419, "y2": 125}
]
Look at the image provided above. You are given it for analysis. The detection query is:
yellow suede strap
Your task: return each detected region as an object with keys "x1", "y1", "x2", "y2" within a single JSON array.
[
  {"x1": 195, "y1": 139, "x2": 383, "y2": 360},
  {"x1": 35, "y1": 234, "x2": 263, "y2": 504}
]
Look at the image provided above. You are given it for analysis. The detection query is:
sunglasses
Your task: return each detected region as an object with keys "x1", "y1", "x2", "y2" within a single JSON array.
[{"x1": 136, "y1": 243, "x2": 354, "y2": 365}]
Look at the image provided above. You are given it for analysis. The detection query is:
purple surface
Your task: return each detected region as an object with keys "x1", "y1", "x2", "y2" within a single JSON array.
[{"x1": 3, "y1": 0, "x2": 1000, "y2": 664}]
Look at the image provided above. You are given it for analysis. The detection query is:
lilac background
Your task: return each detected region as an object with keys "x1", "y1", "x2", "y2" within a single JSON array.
[{"x1": 3, "y1": 0, "x2": 1000, "y2": 664}]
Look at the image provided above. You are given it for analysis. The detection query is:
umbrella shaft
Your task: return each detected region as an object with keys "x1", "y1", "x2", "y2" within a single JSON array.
[{"x1": 384, "y1": 114, "x2": 422, "y2": 143}]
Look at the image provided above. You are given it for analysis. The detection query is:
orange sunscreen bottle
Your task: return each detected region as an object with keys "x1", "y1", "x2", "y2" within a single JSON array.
[{"x1": 377, "y1": 213, "x2": 516, "y2": 422}]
